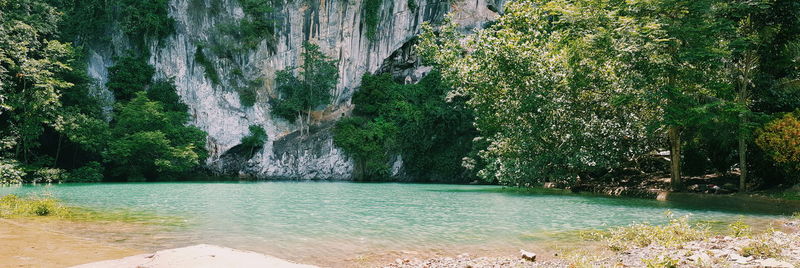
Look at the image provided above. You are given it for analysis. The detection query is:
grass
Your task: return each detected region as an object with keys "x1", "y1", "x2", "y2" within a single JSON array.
[
  {"x1": 739, "y1": 236, "x2": 782, "y2": 258},
  {"x1": 0, "y1": 194, "x2": 184, "y2": 226},
  {"x1": 0, "y1": 194, "x2": 71, "y2": 217},
  {"x1": 580, "y1": 211, "x2": 710, "y2": 251}
]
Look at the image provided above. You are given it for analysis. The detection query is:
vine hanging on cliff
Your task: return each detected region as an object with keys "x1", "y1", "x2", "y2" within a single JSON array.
[{"x1": 363, "y1": 0, "x2": 383, "y2": 41}]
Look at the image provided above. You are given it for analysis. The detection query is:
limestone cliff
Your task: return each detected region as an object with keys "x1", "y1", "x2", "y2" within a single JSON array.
[{"x1": 85, "y1": 0, "x2": 502, "y2": 179}]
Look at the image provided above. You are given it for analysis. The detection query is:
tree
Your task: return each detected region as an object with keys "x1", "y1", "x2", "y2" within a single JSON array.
[
  {"x1": 333, "y1": 117, "x2": 398, "y2": 180},
  {"x1": 418, "y1": 1, "x2": 659, "y2": 186},
  {"x1": 240, "y1": 125, "x2": 268, "y2": 158},
  {"x1": 104, "y1": 92, "x2": 206, "y2": 180},
  {"x1": 273, "y1": 42, "x2": 338, "y2": 135},
  {"x1": 334, "y1": 71, "x2": 478, "y2": 182},
  {"x1": 107, "y1": 55, "x2": 155, "y2": 102},
  {"x1": 756, "y1": 112, "x2": 800, "y2": 182},
  {"x1": 0, "y1": 0, "x2": 73, "y2": 164}
]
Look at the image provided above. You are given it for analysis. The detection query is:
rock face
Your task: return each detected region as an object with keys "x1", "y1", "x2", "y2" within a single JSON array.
[{"x1": 86, "y1": 0, "x2": 502, "y2": 179}]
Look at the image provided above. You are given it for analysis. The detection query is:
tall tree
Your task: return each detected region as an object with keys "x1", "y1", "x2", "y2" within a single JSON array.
[
  {"x1": 272, "y1": 42, "x2": 338, "y2": 136},
  {"x1": 418, "y1": 1, "x2": 660, "y2": 186},
  {"x1": 0, "y1": 0, "x2": 73, "y2": 163}
]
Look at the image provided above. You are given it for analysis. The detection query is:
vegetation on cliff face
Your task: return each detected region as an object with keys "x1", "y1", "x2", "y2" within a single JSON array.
[
  {"x1": 272, "y1": 42, "x2": 338, "y2": 135},
  {"x1": 419, "y1": 0, "x2": 800, "y2": 189},
  {"x1": 334, "y1": 71, "x2": 478, "y2": 182}
]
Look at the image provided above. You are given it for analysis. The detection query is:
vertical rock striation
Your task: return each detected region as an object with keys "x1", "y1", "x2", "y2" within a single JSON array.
[{"x1": 85, "y1": 0, "x2": 502, "y2": 180}]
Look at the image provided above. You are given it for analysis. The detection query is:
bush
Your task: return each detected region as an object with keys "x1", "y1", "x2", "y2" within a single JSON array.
[
  {"x1": 363, "y1": 0, "x2": 382, "y2": 40},
  {"x1": 599, "y1": 212, "x2": 709, "y2": 251},
  {"x1": 31, "y1": 168, "x2": 65, "y2": 183},
  {"x1": 0, "y1": 194, "x2": 70, "y2": 218},
  {"x1": 195, "y1": 45, "x2": 220, "y2": 85},
  {"x1": 0, "y1": 159, "x2": 26, "y2": 184},
  {"x1": 728, "y1": 218, "x2": 752, "y2": 238},
  {"x1": 739, "y1": 235, "x2": 782, "y2": 258},
  {"x1": 238, "y1": 80, "x2": 261, "y2": 107},
  {"x1": 756, "y1": 112, "x2": 800, "y2": 174},
  {"x1": 65, "y1": 162, "x2": 104, "y2": 183},
  {"x1": 107, "y1": 55, "x2": 155, "y2": 102}
]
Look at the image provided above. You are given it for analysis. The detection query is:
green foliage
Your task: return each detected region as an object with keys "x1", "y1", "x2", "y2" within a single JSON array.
[
  {"x1": 418, "y1": 2, "x2": 660, "y2": 185},
  {"x1": 362, "y1": 0, "x2": 382, "y2": 41},
  {"x1": 148, "y1": 80, "x2": 189, "y2": 113},
  {"x1": 273, "y1": 42, "x2": 337, "y2": 123},
  {"x1": 335, "y1": 71, "x2": 476, "y2": 181},
  {"x1": 118, "y1": 0, "x2": 175, "y2": 44},
  {"x1": 0, "y1": 159, "x2": 26, "y2": 184},
  {"x1": 107, "y1": 55, "x2": 155, "y2": 102},
  {"x1": 241, "y1": 125, "x2": 268, "y2": 148},
  {"x1": 194, "y1": 45, "x2": 220, "y2": 85},
  {"x1": 739, "y1": 236, "x2": 782, "y2": 258},
  {"x1": 407, "y1": 0, "x2": 417, "y2": 11},
  {"x1": 333, "y1": 117, "x2": 398, "y2": 180},
  {"x1": 0, "y1": 194, "x2": 70, "y2": 218},
  {"x1": 597, "y1": 212, "x2": 709, "y2": 251},
  {"x1": 0, "y1": 0, "x2": 73, "y2": 164},
  {"x1": 418, "y1": 0, "x2": 800, "y2": 188},
  {"x1": 728, "y1": 218, "x2": 753, "y2": 237},
  {"x1": 641, "y1": 256, "x2": 679, "y2": 268},
  {"x1": 31, "y1": 168, "x2": 66, "y2": 183},
  {"x1": 52, "y1": 0, "x2": 174, "y2": 46},
  {"x1": 206, "y1": 0, "x2": 278, "y2": 60},
  {"x1": 238, "y1": 0, "x2": 276, "y2": 50},
  {"x1": 237, "y1": 79, "x2": 261, "y2": 107},
  {"x1": 240, "y1": 125, "x2": 268, "y2": 157},
  {"x1": 65, "y1": 161, "x2": 104, "y2": 183},
  {"x1": 756, "y1": 112, "x2": 800, "y2": 172},
  {"x1": 105, "y1": 92, "x2": 207, "y2": 180}
]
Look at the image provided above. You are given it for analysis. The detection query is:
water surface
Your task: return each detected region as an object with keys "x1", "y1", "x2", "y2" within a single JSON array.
[{"x1": 0, "y1": 182, "x2": 784, "y2": 265}]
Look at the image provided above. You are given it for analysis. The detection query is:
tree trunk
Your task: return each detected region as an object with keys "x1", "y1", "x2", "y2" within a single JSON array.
[
  {"x1": 54, "y1": 133, "x2": 63, "y2": 167},
  {"x1": 669, "y1": 126, "x2": 683, "y2": 191},
  {"x1": 739, "y1": 115, "x2": 748, "y2": 192}
]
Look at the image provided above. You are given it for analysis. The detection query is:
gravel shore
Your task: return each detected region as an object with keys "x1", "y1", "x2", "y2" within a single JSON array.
[{"x1": 385, "y1": 220, "x2": 800, "y2": 268}]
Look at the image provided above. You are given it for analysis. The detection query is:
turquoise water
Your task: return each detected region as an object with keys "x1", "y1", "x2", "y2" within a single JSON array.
[{"x1": 0, "y1": 182, "x2": 783, "y2": 264}]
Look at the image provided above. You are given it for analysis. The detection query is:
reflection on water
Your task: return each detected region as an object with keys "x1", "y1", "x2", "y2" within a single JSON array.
[{"x1": 0, "y1": 182, "x2": 788, "y2": 266}]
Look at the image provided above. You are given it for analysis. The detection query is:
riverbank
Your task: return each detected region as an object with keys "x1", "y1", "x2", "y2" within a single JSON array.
[{"x1": 386, "y1": 218, "x2": 800, "y2": 267}]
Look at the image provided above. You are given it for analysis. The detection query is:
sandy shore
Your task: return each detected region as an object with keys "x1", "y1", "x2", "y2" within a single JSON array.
[
  {"x1": 0, "y1": 219, "x2": 141, "y2": 268},
  {"x1": 1, "y1": 218, "x2": 318, "y2": 268},
  {"x1": 73, "y1": 244, "x2": 318, "y2": 268}
]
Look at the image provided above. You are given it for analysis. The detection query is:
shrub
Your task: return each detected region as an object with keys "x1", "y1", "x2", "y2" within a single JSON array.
[
  {"x1": 756, "y1": 112, "x2": 800, "y2": 173},
  {"x1": 641, "y1": 255, "x2": 679, "y2": 268},
  {"x1": 739, "y1": 236, "x2": 782, "y2": 258},
  {"x1": 195, "y1": 45, "x2": 220, "y2": 85},
  {"x1": 31, "y1": 168, "x2": 65, "y2": 183},
  {"x1": 363, "y1": 0, "x2": 382, "y2": 40},
  {"x1": 65, "y1": 162, "x2": 104, "y2": 183},
  {"x1": 0, "y1": 194, "x2": 70, "y2": 218},
  {"x1": 240, "y1": 125, "x2": 268, "y2": 158},
  {"x1": 107, "y1": 55, "x2": 155, "y2": 102},
  {"x1": 603, "y1": 212, "x2": 709, "y2": 251},
  {"x1": 728, "y1": 218, "x2": 752, "y2": 238},
  {"x1": 0, "y1": 159, "x2": 26, "y2": 184},
  {"x1": 241, "y1": 125, "x2": 268, "y2": 148},
  {"x1": 238, "y1": 79, "x2": 262, "y2": 107}
]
